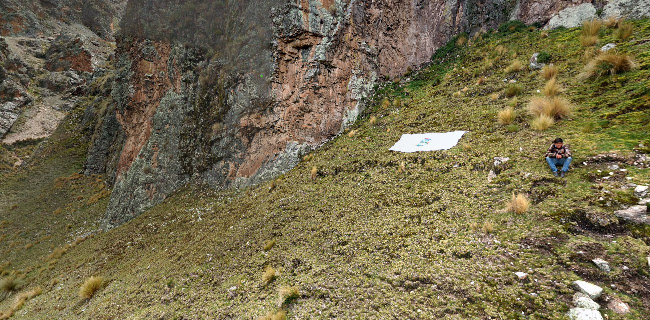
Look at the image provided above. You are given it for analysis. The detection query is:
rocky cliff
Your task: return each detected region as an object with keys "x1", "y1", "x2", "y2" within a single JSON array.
[{"x1": 94, "y1": 0, "x2": 650, "y2": 228}]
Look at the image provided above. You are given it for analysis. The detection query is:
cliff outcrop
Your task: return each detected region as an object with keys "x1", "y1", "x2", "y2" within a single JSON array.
[{"x1": 95, "y1": 0, "x2": 639, "y2": 227}]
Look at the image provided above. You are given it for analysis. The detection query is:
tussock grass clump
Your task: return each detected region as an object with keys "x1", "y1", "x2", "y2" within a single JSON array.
[
  {"x1": 614, "y1": 22, "x2": 633, "y2": 40},
  {"x1": 505, "y1": 84, "x2": 523, "y2": 98},
  {"x1": 507, "y1": 193, "x2": 530, "y2": 214},
  {"x1": 490, "y1": 93, "x2": 499, "y2": 101},
  {"x1": 258, "y1": 310, "x2": 287, "y2": 320},
  {"x1": 262, "y1": 265, "x2": 277, "y2": 285},
  {"x1": 369, "y1": 116, "x2": 377, "y2": 125},
  {"x1": 278, "y1": 286, "x2": 299, "y2": 305},
  {"x1": 604, "y1": 16, "x2": 621, "y2": 28},
  {"x1": 46, "y1": 246, "x2": 68, "y2": 261},
  {"x1": 504, "y1": 60, "x2": 523, "y2": 73},
  {"x1": 398, "y1": 161, "x2": 406, "y2": 173},
  {"x1": 347, "y1": 129, "x2": 358, "y2": 137},
  {"x1": 476, "y1": 77, "x2": 486, "y2": 85},
  {"x1": 482, "y1": 221, "x2": 494, "y2": 234},
  {"x1": 0, "y1": 276, "x2": 20, "y2": 294},
  {"x1": 580, "y1": 19, "x2": 602, "y2": 46},
  {"x1": 0, "y1": 287, "x2": 42, "y2": 320},
  {"x1": 540, "y1": 64, "x2": 558, "y2": 80},
  {"x1": 79, "y1": 276, "x2": 104, "y2": 299},
  {"x1": 580, "y1": 52, "x2": 637, "y2": 78},
  {"x1": 528, "y1": 97, "x2": 572, "y2": 119},
  {"x1": 542, "y1": 77, "x2": 562, "y2": 97},
  {"x1": 263, "y1": 239, "x2": 276, "y2": 251},
  {"x1": 310, "y1": 166, "x2": 318, "y2": 180},
  {"x1": 498, "y1": 107, "x2": 515, "y2": 125},
  {"x1": 531, "y1": 115, "x2": 555, "y2": 131}
]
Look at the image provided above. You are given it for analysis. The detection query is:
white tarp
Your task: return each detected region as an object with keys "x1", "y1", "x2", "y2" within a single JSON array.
[{"x1": 389, "y1": 131, "x2": 467, "y2": 153}]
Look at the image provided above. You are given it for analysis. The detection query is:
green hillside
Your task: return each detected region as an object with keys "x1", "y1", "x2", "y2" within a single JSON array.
[{"x1": 1, "y1": 18, "x2": 649, "y2": 319}]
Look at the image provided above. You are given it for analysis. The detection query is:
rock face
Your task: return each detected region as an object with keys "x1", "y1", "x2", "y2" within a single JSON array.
[
  {"x1": 0, "y1": 0, "x2": 127, "y2": 40},
  {"x1": 90, "y1": 0, "x2": 650, "y2": 227},
  {"x1": 545, "y1": 3, "x2": 597, "y2": 29},
  {"x1": 614, "y1": 205, "x2": 649, "y2": 224},
  {"x1": 572, "y1": 280, "x2": 603, "y2": 299}
]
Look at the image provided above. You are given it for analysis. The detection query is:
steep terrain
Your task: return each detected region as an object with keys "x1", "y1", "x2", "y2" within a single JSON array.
[
  {"x1": 93, "y1": 0, "x2": 647, "y2": 228},
  {"x1": 1, "y1": 16, "x2": 649, "y2": 319}
]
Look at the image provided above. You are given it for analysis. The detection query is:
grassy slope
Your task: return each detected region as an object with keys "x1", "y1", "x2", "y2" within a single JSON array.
[{"x1": 1, "y1": 19, "x2": 650, "y2": 319}]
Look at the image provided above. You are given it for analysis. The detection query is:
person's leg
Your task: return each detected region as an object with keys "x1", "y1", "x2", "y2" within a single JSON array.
[
  {"x1": 561, "y1": 157, "x2": 572, "y2": 172},
  {"x1": 546, "y1": 157, "x2": 558, "y2": 172}
]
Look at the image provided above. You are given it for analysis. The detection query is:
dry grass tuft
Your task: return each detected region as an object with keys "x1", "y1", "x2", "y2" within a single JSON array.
[
  {"x1": 580, "y1": 52, "x2": 637, "y2": 79},
  {"x1": 369, "y1": 116, "x2": 377, "y2": 125},
  {"x1": 456, "y1": 34, "x2": 468, "y2": 46},
  {"x1": 540, "y1": 64, "x2": 558, "y2": 80},
  {"x1": 580, "y1": 35, "x2": 599, "y2": 46},
  {"x1": 531, "y1": 115, "x2": 555, "y2": 131},
  {"x1": 604, "y1": 16, "x2": 621, "y2": 28},
  {"x1": 310, "y1": 166, "x2": 318, "y2": 180},
  {"x1": 528, "y1": 97, "x2": 571, "y2": 119},
  {"x1": 381, "y1": 98, "x2": 390, "y2": 109},
  {"x1": 0, "y1": 287, "x2": 41, "y2": 319},
  {"x1": 482, "y1": 221, "x2": 494, "y2": 234},
  {"x1": 258, "y1": 310, "x2": 287, "y2": 320},
  {"x1": 540, "y1": 31, "x2": 549, "y2": 38},
  {"x1": 542, "y1": 77, "x2": 562, "y2": 97},
  {"x1": 262, "y1": 266, "x2": 277, "y2": 285},
  {"x1": 347, "y1": 129, "x2": 358, "y2": 137},
  {"x1": 507, "y1": 193, "x2": 530, "y2": 214},
  {"x1": 490, "y1": 93, "x2": 499, "y2": 101},
  {"x1": 302, "y1": 154, "x2": 313, "y2": 162},
  {"x1": 581, "y1": 19, "x2": 602, "y2": 37},
  {"x1": 504, "y1": 60, "x2": 523, "y2": 73},
  {"x1": 398, "y1": 161, "x2": 406, "y2": 173},
  {"x1": 46, "y1": 246, "x2": 68, "y2": 261},
  {"x1": 498, "y1": 107, "x2": 515, "y2": 125},
  {"x1": 263, "y1": 239, "x2": 276, "y2": 251},
  {"x1": 278, "y1": 286, "x2": 299, "y2": 305},
  {"x1": 614, "y1": 22, "x2": 633, "y2": 40},
  {"x1": 79, "y1": 276, "x2": 104, "y2": 299},
  {"x1": 476, "y1": 77, "x2": 486, "y2": 85},
  {"x1": 0, "y1": 276, "x2": 20, "y2": 296}
]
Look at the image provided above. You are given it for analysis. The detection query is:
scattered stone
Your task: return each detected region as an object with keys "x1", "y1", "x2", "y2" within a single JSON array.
[
  {"x1": 573, "y1": 292, "x2": 600, "y2": 310},
  {"x1": 567, "y1": 308, "x2": 603, "y2": 320},
  {"x1": 607, "y1": 164, "x2": 619, "y2": 170},
  {"x1": 639, "y1": 198, "x2": 650, "y2": 205},
  {"x1": 634, "y1": 185, "x2": 648, "y2": 197},
  {"x1": 600, "y1": 43, "x2": 616, "y2": 52},
  {"x1": 515, "y1": 272, "x2": 528, "y2": 280},
  {"x1": 591, "y1": 258, "x2": 610, "y2": 273},
  {"x1": 487, "y1": 170, "x2": 497, "y2": 182},
  {"x1": 606, "y1": 298, "x2": 630, "y2": 315},
  {"x1": 614, "y1": 205, "x2": 649, "y2": 224},
  {"x1": 529, "y1": 53, "x2": 544, "y2": 70},
  {"x1": 572, "y1": 280, "x2": 603, "y2": 299}
]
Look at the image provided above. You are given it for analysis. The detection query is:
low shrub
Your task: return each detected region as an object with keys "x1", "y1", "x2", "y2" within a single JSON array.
[
  {"x1": 262, "y1": 265, "x2": 277, "y2": 285},
  {"x1": 536, "y1": 52, "x2": 551, "y2": 64},
  {"x1": 505, "y1": 84, "x2": 523, "y2": 98}
]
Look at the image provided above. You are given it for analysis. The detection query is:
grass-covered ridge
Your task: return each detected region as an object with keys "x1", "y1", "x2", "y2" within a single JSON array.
[{"x1": 1, "y1": 19, "x2": 650, "y2": 319}]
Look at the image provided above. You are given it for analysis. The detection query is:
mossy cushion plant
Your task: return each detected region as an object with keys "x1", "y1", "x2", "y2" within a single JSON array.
[{"x1": 1, "y1": 19, "x2": 649, "y2": 319}]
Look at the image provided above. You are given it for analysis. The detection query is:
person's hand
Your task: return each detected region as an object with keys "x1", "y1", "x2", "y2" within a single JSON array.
[{"x1": 556, "y1": 154, "x2": 562, "y2": 159}]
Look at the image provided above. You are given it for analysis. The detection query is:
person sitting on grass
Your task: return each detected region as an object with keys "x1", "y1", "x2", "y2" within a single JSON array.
[{"x1": 545, "y1": 138, "x2": 572, "y2": 177}]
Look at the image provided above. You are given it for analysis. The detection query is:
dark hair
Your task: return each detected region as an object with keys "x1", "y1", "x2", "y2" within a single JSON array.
[{"x1": 553, "y1": 138, "x2": 563, "y2": 143}]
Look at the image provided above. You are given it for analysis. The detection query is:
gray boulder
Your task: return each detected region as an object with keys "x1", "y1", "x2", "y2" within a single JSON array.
[
  {"x1": 529, "y1": 53, "x2": 544, "y2": 70},
  {"x1": 545, "y1": 4, "x2": 597, "y2": 29},
  {"x1": 592, "y1": 258, "x2": 610, "y2": 273},
  {"x1": 614, "y1": 205, "x2": 649, "y2": 224},
  {"x1": 603, "y1": 0, "x2": 650, "y2": 20}
]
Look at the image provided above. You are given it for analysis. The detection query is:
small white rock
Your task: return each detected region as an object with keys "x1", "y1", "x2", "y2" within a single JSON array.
[
  {"x1": 634, "y1": 185, "x2": 648, "y2": 197},
  {"x1": 574, "y1": 292, "x2": 600, "y2": 310},
  {"x1": 567, "y1": 308, "x2": 603, "y2": 320},
  {"x1": 573, "y1": 280, "x2": 603, "y2": 299},
  {"x1": 592, "y1": 258, "x2": 610, "y2": 272},
  {"x1": 515, "y1": 272, "x2": 528, "y2": 280}
]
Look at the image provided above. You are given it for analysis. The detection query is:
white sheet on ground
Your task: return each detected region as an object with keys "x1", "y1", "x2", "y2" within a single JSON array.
[{"x1": 389, "y1": 131, "x2": 467, "y2": 153}]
